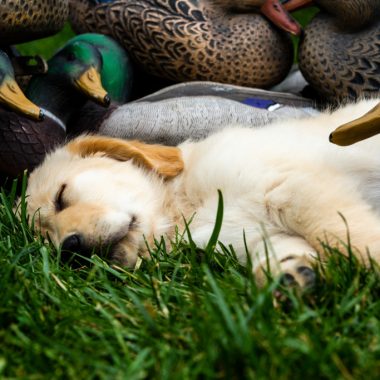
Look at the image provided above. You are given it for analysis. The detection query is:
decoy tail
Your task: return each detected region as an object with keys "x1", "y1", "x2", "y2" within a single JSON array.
[
  {"x1": 282, "y1": 0, "x2": 314, "y2": 12},
  {"x1": 330, "y1": 103, "x2": 380, "y2": 146},
  {"x1": 261, "y1": 0, "x2": 305, "y2": 35}
]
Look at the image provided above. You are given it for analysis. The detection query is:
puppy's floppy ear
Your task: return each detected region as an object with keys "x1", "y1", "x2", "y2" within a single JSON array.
[{"x1": 66, "y1": 135, "x2": 184, "y2": 178}]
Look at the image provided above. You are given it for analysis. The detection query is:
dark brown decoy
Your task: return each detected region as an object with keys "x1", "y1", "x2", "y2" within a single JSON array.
[
  {"x1": 295, "y1": 0, "x2": 380, "y2": 101},
  {"x1": 0, "y1": 43, "x2": 110, "y2": 179},
  {"x1": 0, "y1": 0, "x2": 69, "y2": 45},
  {"x1": 69, "y1": 0, "x2": 307, "y2": 89}
]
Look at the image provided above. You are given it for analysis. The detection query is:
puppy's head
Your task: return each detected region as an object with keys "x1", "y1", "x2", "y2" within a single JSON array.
[{"x1": 25, "y1": 135, "x2": 183, "y2": 266}]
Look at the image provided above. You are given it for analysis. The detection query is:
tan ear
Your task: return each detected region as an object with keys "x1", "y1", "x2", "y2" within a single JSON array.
[{"x1": 66, "y1": 135, "x2": 184, "y2": 178}]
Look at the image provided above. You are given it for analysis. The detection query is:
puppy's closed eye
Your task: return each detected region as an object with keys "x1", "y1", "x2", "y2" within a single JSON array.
[{"x1": 55, "y1": 184, "x2": 67, "y2": 212}]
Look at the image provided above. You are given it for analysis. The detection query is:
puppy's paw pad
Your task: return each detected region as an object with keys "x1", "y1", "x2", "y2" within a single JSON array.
[
  {"x1": 278, "y1": 265, "x2": 316, "y2": 290},
  {"x1": 296, "y1": 265, "x2": 316, "y2": 288},
  {"x1": 279, "y1": 273, "x2": 297, "y2": 287}
]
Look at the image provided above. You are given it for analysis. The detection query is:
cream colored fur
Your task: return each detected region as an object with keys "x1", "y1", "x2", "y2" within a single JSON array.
[{"x1": 25, "y1": 98, "x2": 380, "y2": 285}]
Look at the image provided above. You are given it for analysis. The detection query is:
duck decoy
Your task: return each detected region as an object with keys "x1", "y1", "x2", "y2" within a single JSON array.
[
  {"x1": 330, "y1": 102, "x2": 380, "y2": 146},
  {"x1": 69, "y1": 0, "x2": 307, "y2": 89},
  {"x1": 294, "y1": 0, "x2": 380, "y2": 101},
  {"x1": 55, "y1": 33, "x2": 134, "y2": 135},
  {"x1": 0, "y1": 0, "x2": 69, "y2": 79},
  {"x1": 65, "y1": 33, "x2": 134, "y2": 104},
  {"x1": 70, "y1": 80, "x2": 319, "y2": 145},
  {"x1": 0, "y1": 0, "x2": 69, "y2": 45},
  {"x1": 0, "y1": 39, "x2": 111, "y2": 178},
  {"x1": 0, "y1": 50, "x2": 59, "y2": 179}
]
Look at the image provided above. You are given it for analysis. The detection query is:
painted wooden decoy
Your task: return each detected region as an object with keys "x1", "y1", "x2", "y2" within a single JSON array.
[
  {"x1": 0, "y1": 39, "x2": 111, "y2": 178},
  {"x1": 65, "y1": 33, "x2": 134, "y2": 104},
  {"x1": 293, "y1": 0, "x2": 380, "y2": 101},
  {"x1": 0, "y1": 0, "x2": 70, "y2": 79},
  {"x1": 0, "y1": 50, "x2": 61, "y2": 178},
  {"x1": 0, "y1": 0, "x2": 69, "y2": 45},
  {"x1": 54, "y1": 33, "x2": 134, "y2": 135},
  {"x1": 68, "y1": 0, "x2": 306, "y2": 89},
  {"x1": 69, "y1": 80, "x2": 318, "y2": 144}
]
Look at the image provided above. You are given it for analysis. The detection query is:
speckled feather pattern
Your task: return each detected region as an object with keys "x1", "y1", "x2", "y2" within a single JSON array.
[
  {"x1": 69, "y1": 0, "x2": 293, "y2": 87},
  {"x1": 0, "y1": 0, "x2": 69, "y2": 44}
]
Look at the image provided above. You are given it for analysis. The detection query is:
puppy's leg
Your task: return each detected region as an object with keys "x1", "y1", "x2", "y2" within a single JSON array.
[
  {"x1": 253, "y1": 233, "x2": 317, "y2": 288},
  {"x1": 265, "y1": 171, "x2": 380, "y2": 265}
]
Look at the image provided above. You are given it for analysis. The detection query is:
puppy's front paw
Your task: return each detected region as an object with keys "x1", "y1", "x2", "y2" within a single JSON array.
[
  {"x1": 279, "y1": 261, "x2": 316, "y2": 289},
  {"x1": 255, "y1": 254, "x2": 317, "y2": 290}
]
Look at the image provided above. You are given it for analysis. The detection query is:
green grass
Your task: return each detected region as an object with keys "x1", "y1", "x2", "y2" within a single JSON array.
[
  {"x1": 1, "y1": 181, "x2": 380, "y2": 379},
  {"x1": 16, "y1": 23, "x2": 76, "y2": 60}
]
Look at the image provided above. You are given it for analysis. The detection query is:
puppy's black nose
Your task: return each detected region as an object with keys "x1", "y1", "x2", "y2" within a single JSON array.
[{"x1": 61, "y1": 234, "x2": 83, "y2": 252}]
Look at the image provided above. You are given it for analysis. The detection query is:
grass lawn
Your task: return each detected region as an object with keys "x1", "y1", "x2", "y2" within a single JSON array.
[{"x1": 0, "y1": 181, "x2": 380, "y2": 379}]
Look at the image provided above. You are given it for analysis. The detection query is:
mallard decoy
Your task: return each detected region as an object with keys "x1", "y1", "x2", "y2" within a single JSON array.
[
  {"x1": 330, "y1": 102, "x2": 380, "y2": 146},
  {"x1": 0, "y1": 50, "x2": 62, "y2": 178},
  {"x1": 0, "y1": 0, "x2": 69, "y2": 45},
  {"x1": 69, "y1": 0, "x2": 307, "y2": 88},
  {"x1": 69, "y1": 81, "x2": 319, "y2": 144},
  {"x1": 50, "y1": 33, "x2": 134, "y2": 135},
  {"x1": 65, "y1": 33, "x2": 133, "y2": 104},
  {"x1": 294, "y1": 0, "x2": 380, "y2": 101},
  {"x1": 0, "y1": 38, "x2": 111, "y2": 178}
]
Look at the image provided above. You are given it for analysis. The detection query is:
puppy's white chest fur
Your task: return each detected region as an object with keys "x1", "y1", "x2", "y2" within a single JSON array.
[{"x1": 169, "y1": 99, "x2": 380, "y2": 263}]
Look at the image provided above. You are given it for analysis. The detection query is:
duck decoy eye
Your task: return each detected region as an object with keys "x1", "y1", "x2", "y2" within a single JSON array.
[
  {"x1": 55, "y1": 184, "x2": 67, "y2": 211},
  {"x1": 66, "y1": 52, "x2": 76, "y2": 62}
]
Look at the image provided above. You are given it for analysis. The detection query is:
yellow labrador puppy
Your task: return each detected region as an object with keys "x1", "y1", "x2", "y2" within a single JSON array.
[{"x1": 25, "y1": 98, "x2": 380, "y2": 287}]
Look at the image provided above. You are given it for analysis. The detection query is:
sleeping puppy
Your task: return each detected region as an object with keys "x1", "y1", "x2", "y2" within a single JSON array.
[{"x1": 25, "y1": 98, "x2": 380, "y2": 287}]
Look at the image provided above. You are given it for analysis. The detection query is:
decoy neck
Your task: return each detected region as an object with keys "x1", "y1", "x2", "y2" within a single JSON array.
[
  {"x1": 26, "y1": 40, "x2": 110, "y2": 127},
  {"x1": 0, "y1": 50, "x2": 43, "y2": 120}
]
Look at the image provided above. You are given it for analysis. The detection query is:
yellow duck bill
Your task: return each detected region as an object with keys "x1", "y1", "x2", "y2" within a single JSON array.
[
  {"x1": 330, "y1": 102, "x2": 380, "y2": 146},
  {"x1": 75, "y1": 66, "x2": 110, "y2": 107},
  {"x1": 0, "y1": 78, "x2": 43, "y2": 120}
]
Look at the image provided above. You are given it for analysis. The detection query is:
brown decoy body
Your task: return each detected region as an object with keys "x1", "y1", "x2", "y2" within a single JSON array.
[
  {"x1": 0, "y1": 0, "x2": 69, "y2": 45},
  {"x1": 69, "y1": 0, "x2": 305, "y2": 89},
  {"x1": 295, "y1": 0, "x2": 380, "y2": 101}
]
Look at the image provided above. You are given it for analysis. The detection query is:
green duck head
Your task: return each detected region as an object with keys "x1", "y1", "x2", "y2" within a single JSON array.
[
  {"x1": 0, "y1": 50, "x2": 43, "y2": 120},
  {"x1": 68, "y1": 33, "x2": 133, "y2": 103},
  {"x1": 30, "y1": 39, "x2": 110, "y2": 105},
  {"x1": 26, "y1": 38, "x2": 111, "y2": 125},
  {"x1": 26, "y1": 33, "x2": 133, "y2": 125}
]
